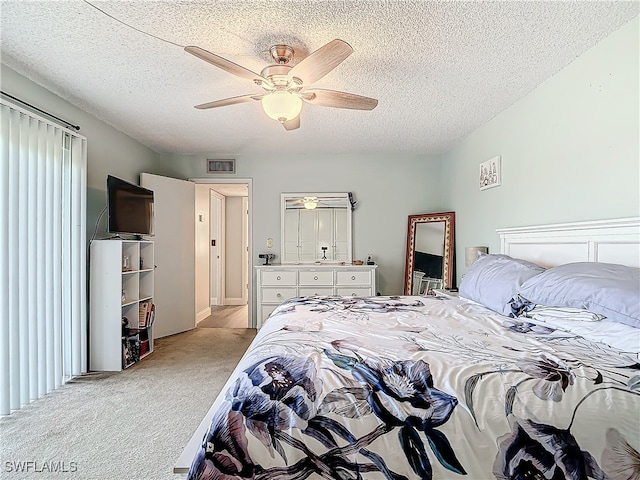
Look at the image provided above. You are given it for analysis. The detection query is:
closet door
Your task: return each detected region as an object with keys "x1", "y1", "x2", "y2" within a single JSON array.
[
  {"x1": 334, "y1": 209, "x2": 349, "y2": 261},
  {"x1": 140, "y1": 173, "x2": 196, "y2": 338},
  {"x1": 283, "y1": 209, "x2": 299, "y2": 262},
  {"x1": 298, "y1": 209, "x2": 317, "y2": 262},
  {"x1": 317, "y1": 209, "x2": 333, "y2": 260}
]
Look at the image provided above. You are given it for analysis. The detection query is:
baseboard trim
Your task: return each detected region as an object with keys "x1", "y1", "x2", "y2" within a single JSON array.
[
  {"x1": 196, "y1": 307, "x2": 212, "y2": 323},
  {"x1": 224, "y1": 297, "x2": 245, "y2": 306}
]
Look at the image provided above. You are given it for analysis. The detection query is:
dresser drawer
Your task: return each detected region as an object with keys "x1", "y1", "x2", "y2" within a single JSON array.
[
  {"x1": 261, "y1": 270, "x2": 297, "y2": 286},
  {"x1": 261, "y1": 287, "x2": 297, "y2": 304},
  {"x1": 336, "y1": 270, "x2": 371, "y2": 285},
  {"x1": 336, "y1": 287, "x2": 372, "y2": 297},
  {"x1": 298, "y1": 270, "x2": 333, "y2": 286},
  {"x1": 299, "y1": 287, "x2": 334, "y2": 297},
  {"x1": 259, "y1": 304, "x2": 279, "y2": 327}
]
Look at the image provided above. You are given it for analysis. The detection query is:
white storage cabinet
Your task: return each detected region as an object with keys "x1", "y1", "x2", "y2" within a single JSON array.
[
  {"x1": 255, "y1": 264, "x2": 377, "y2": 328},
  {"x1": 90, "y1": 239, "x2": 155, "y2": 371}
]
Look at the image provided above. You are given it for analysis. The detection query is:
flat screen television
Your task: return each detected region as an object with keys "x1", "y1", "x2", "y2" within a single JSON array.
[
  {"x1": 106, "y1": 175, "x2": 154, "y2": 237},
  {"x1": 414, "y1": 251, "x2": 443, "y2": 279}
]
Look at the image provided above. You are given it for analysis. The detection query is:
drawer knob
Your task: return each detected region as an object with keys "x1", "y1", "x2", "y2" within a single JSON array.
[
  {"x1": 314, "y1": 276, "x2": 318, "y2": 280},
  {"x1": 277, "y1": 293, "x2": 282, "y2": 298},
  {"x1": 351, "y1": 292, "x2": 356, "y2": 296},
  {"x1": 276, "y1": 276, "x2": 281, "y2": 280},
  {"x1": 351, "y1": 275, "x2": 356, "y2": 280}
]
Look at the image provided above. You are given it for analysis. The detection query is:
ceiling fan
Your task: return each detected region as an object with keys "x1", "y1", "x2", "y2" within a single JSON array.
[{"x1": 184, "y1": 39, "x2": 378, "y2": 130}]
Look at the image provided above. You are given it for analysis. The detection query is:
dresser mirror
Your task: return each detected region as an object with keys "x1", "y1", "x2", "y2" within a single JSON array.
[
  {"x1": 281, "y1": 193, "x2": 353, "y2": 264},
  {"x1": 404, "y1": 212, "x2": 455, "y2": 295}
]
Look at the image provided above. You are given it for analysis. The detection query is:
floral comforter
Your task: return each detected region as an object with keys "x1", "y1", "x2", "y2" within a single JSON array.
[{"x1": 187, "y1": 295, "x2": 640, "y2": 480}]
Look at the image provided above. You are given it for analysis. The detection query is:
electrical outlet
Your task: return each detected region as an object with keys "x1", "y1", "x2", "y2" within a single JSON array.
[{"x1": 267, "y1": 238, "x2": 273, "y2": 248}]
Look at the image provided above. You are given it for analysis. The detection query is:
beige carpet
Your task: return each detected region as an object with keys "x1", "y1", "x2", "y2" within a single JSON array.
[{"x1": 0, "y1": 327, "x2": 256, "y2": 480}]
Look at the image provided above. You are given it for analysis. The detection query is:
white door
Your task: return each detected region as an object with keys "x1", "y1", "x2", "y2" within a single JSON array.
[
  {"x1": 210, "y1": 190, "x2": 224, "y2": 306},
  {"x1": 140, "y1": 173, "x2": 196, "y2": 338}
]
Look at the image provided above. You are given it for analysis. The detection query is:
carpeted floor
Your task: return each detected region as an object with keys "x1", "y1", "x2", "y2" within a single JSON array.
[{"x1": 0, "y1": 327, "x2": 256, "y2": 480}]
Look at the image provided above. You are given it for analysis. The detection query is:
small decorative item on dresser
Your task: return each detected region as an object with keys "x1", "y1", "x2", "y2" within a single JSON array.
[
  {"x1": 258, "y1": 253, "x2": 275, "y2": 265},
  {"x1": 352, "y1": 259, "x2": 363, "y2": 265}
]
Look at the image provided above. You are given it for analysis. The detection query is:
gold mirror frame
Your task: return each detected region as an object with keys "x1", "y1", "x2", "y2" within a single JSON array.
[{"x1": 403, "y1": 212, "x2": 455, "y2": 295}]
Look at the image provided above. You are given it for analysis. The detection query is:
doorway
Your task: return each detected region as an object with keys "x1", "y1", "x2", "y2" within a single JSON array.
[{"x1": 194, "y1": 180, "x2": 250, "y2": 329}]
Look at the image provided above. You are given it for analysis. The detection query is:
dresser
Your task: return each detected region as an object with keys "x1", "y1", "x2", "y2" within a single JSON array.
[{"x1": 255, "y1": 264, "x2": 377, "y2": 328}]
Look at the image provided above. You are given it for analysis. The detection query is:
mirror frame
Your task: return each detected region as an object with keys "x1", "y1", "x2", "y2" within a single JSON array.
[
  {"x1": 281, "y1": 192, "x2": 353, "y2": 264},
  {"x1": 403, "y1": 211, "x2": 455, "y2": 295}
]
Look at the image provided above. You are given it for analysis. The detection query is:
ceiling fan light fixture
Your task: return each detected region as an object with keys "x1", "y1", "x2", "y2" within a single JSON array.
[
  {"x1": 261, "y1": 91, "x2": 302, "y2": 123},
  {"x1": 187, "y1": 40, "x2": 377, "y2": 131}
]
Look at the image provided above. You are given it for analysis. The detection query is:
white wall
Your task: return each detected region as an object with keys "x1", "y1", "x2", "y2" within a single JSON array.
[{"x1": 440, "y1": 17, "x2": 639, "y2": 284}]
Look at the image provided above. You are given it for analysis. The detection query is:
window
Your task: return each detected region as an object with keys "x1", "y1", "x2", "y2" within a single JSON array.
[{"x1": 0, "y1": 99, "x2": 87, "y2": 414}]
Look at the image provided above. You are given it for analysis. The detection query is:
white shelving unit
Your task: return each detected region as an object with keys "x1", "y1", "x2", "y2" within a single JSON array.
[{"x1": 90, "y1": 239, "x2": 155, "y2": 371}]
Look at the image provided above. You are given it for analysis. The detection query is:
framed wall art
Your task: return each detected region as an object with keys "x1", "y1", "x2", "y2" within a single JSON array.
[{"x1": 479, "y1": 155, "x2": 501, "y2": 190}]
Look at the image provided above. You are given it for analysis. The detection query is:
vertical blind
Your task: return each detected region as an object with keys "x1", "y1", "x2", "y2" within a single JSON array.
[{"x1": 0, "y1": 99, "x2": 87, "y2": 415}]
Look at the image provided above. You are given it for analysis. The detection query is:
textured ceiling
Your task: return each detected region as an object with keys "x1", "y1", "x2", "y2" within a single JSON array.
[{"x1": 1, "y1": 1, "x2": 638, "y2": 156}]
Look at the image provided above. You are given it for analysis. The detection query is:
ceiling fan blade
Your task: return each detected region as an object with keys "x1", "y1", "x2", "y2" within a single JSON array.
[
  {"x1": 195, "y1": 94, "x2": 263, "y2": 109},
  {"x1": 301, "y1": 89, "x2": 378, "y2": 110},
  {"x1": 287, "y1": 39, "x2": 353, "y2": 85},
  {"x1": 283, "y1": 115, "x2": 300, "y2": 131},
  {"x1": 185, "y1": 46, "x2": 267, "y2": 85}
]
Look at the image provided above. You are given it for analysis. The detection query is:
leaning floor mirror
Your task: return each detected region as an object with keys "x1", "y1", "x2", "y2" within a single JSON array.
[{"x1": 404, "y1": 212, "x2": 455, "y2": 295}]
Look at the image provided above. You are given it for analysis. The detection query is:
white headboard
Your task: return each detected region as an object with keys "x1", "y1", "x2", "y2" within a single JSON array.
[{"x1": 497, "y1": 217, "x2": 640, "y2": 268}]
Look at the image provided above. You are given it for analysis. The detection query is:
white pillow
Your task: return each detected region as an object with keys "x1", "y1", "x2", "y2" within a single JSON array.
[
  {"x1": 517, "y1": 262, "x2": 640, "y2": 328},
  {"x1": 523, "y1": 305, "x2": 605, "y2": 322},
  {"x1": 459, "y1": 254, "x2": 545, "y2": 316}
]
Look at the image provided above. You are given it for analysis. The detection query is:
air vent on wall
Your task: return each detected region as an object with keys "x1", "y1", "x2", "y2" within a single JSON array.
[{"x1": 207, "y1": 159, "x2": 235, "y2": 174}]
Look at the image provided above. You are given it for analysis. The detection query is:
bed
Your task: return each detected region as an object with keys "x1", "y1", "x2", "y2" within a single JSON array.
[{"x1": 176, "y1": 218, "x2": 640, "y2": 479}]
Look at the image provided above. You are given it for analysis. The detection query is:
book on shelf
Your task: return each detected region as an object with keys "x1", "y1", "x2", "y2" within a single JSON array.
[
  {"x1": 147, "y1": 303, "x2": 155, "y2": 327},
  {"x1": 138, "y1": 300, "x2": 155, "y2": 328},
  {"x1": 122, "y1": 335, "x2": 140, "y2": 368},
  {"x1": 138, "y1": 301, "x2": 149, "y2": 327}
]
